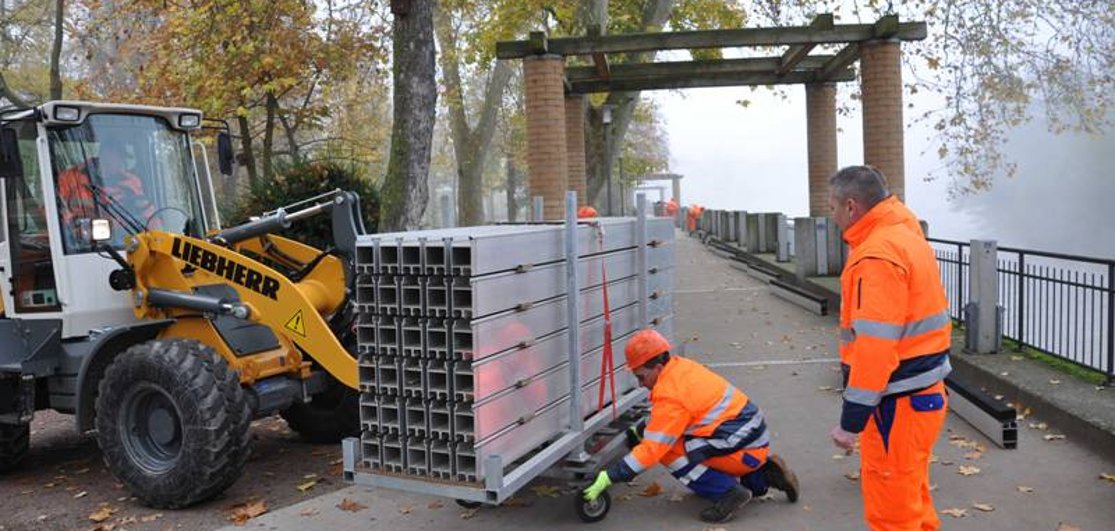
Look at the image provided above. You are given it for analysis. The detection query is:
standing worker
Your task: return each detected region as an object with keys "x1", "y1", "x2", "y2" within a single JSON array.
[
  {"x1": 827, "y1": 166, "x2": 952, "y2": 530},
  {"x1": 583, "y1": 329, "x2": 799, "y2": 523}
]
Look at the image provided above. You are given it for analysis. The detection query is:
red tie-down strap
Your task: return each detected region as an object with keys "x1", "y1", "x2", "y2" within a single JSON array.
[{"x1": 593, "y1": 223, "x2": 617, "y2": 417}]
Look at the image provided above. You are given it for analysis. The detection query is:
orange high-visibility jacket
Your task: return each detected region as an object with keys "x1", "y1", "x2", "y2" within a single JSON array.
[
  {"x1": 838, "y1": 196, "x2": 952, "y2": 433},
  {"x1": 609, "y1": 356, "x2": 768, "y2": 481},
  {"x1": 58, "y1": 162, "x2": 155, "y2": 225}
]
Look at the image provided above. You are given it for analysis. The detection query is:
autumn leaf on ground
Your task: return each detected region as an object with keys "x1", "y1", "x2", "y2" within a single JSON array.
[
  {"x1": 928, "y1": 454, "x2": 940, "y2": 463},
  {"x1": 460, "y1": 508, "x2": 480, "y2": 519},
  {"x1": 531, "y1": 485, "x2": 562, "y2": 498},
  {"x1": 1009, "y1": 356, "x2": 1023, "y2": 361},
  {"x1": 1049, "y1": 379, "x2": 1061, "y2": 385},
  {"x1": 941, "y1": 508, "x2": 967, "y2": 518},
  {"x1": 1017, "y1": 485, "x2": 1034, "y2": 493},
  {"x1": 1044, "y1": 434, "x2": 1067, "y2": 441},
  {"x1": 228, "y1": 500, "x2": 268, "y2": 526},
  {"x1": 336, "y1": 498, "x2": 367, "y2": 513},
  {"x1": 428, "y1": 500, "x2": 444, "y2": 509},
  {"x1": 1029, "y1": 422, "x2": 1048, "y2": 431},
  {"x1": 503, "y1": 496, "x2": 531, "y2": 508},
  {"x1": 88, "y1": 505, "x2": 117, "y2": 523},
  {"x1": 640, "y1": 482, "x2": 663, "y2": 497},
  {"x1": 1099, "y1": 472, "x2": 1115, "y2": 483},
  {"x1": 140, "y1": 513, "x2": 163, "y2": 522},
  {"x1": 972, "y1": 503, "x2": 994, "y2": 512},
  {"x1": 74, "y1": 490, "x2": 88, "y2": 498},
  {"x1": 964, "y1": 451, "x2": 983, "y2": 460},
  {"x1": 844, "y1": 471, "x2": 860, "y2": 481},
  {"x1": 832, "y1": 454, "x2": 846, "y2": 460},
  {"x1": 1056, "y1": 524, "x2": 1082, "y2": 531},
  {"x1": 297, "y1": 480, "x2": 318, "y2": 492},
  {"x1": 958, "y1": 465, "x2": 981, "y2": 476},
  {"x1": 668, "y1": 491, "x2": 687, "y2": 502},
  {"x1": 299, "y1": 507, "x2": 319, "y2": 517},
  {"x1": 91, "y1": 525, "x2": 114, "y2": 531},
  {"x1": 399, "y1": 505, "x2": 413, "y2": 515}
]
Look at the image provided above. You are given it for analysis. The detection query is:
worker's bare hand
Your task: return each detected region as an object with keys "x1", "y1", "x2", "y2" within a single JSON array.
[{"x1": 830, "y1": 425, "x2": 857, "y2": 451}]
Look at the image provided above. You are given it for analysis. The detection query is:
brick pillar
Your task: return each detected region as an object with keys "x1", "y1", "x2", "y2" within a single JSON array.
[
  {"x1": 524, "y1": 55, "x2": 568, "y2": 219},
  {"x1": 564, "y1": 95, "x2": 587, "y2": 206},
  {"x1": 806, "y1": 83, "x2": 837, "y2": 216},
  {"x1": 860, "y1": 40, "x2": 905, "y2": 201}
]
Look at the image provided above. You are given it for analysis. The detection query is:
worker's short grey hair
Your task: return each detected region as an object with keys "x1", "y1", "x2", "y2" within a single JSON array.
[{"x1": 828, "y1": 165, "x2": 890, "y2": 209}]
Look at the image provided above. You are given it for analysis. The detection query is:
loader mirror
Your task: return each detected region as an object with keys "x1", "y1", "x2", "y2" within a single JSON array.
[
  {"x1": 92, "y1": 219, "x2": 112, "y2": 242},
  {"x1": 216, "y1": 132, "x2": 234, "y2": 176},
  {"x1": 0, "y1": 127, "x2": 23, "y2": 179}
]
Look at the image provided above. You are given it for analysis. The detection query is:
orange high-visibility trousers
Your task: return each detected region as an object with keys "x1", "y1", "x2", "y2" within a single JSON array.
[{"x1": 859, "y1": 380, "x2": 948, "y2": 531}]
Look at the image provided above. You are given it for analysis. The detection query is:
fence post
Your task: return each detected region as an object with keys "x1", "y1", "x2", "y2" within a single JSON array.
[
  {"x1": 1107, "y1": 263, "x2": 1114, "y2": 384},
  {"x1": 956, "y1": 243, "x2": 964, "y2": 316},
  {"x1": 967, "y1": 240, "x2": 1002, "y2": 354},
  {"x1": 1016, "y1": 253, "x2": 1025, "y2": 350}
]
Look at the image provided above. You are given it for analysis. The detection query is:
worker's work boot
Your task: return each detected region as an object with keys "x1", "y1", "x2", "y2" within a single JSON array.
[
  {"x1": 763, "y1": 454, "x2": 800, "y2": 503},
  {"x1": 698, "y1": 485, "x2": 752, "y2": 523}
]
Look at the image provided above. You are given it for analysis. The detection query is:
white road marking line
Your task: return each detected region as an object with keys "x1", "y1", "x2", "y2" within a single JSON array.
[
  {"x1": 674, "y1": 287, "x2": 765, "y2": 294},
  {"x1": 705, "y1": 358, "x2": 840, "y2": 368}
]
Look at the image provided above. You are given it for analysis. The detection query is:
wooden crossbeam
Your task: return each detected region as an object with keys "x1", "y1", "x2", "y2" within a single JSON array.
[
  {"x1": 777, "y1": 14, "x2": 834, "y2": 76},
  {"x1": 818, "y1": 43, "x2": 860, "y2": 81},
  {"x1": 586, "y1": 25, "x2": 611, "y2": 80},
  {"x1": 498, "y1": 21, "x2": 927, "y2": 59},
  {"x1": 568, "y1": 68, "x2": 856, "y2": 94},
  {"x1": 565, "y1": 56, "x2": 836, "y2": 82}
]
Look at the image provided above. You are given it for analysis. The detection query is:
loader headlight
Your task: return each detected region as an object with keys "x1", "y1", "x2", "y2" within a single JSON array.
[
  {"x1": 53, "y1": 106, "x2": 81, "y2": 122},
  {"x1": 178, "y1": 113, "x2": 201, "y2": 129},
  {"x1": 92, "y1": 219, "x2": 112, "y2": 242}
]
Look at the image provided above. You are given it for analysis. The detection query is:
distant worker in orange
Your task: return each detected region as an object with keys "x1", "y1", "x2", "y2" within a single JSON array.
[
  {"x1": 57, "y1": 139, "x2": 155, "y2": 232},
  {"x1": 577, "y1": 205, "x2": 599, "y2": 219},
  {"x1": 664, "y1": 198, "x2": 679, "y2": 217},
  {"x1": 686, "y1": 204, "x2": 704, "y2": 232},
  {"x1": 828, "y1": 166, "x2": 952, "y2": 530},
  {"x1": 583, "y1": 329, "x2": 799, "y2": 523}
]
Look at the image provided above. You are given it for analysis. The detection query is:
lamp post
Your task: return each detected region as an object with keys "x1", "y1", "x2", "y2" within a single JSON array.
[{"x1": 601, "y1": 104, "x2": 614, "y2": 216}]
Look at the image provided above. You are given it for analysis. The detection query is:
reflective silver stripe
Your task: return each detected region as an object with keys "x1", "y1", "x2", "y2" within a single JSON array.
[
  {"x1": 843, "y1": 386, "x2": 882, "y2": 407},
  {"x1": 707, "y1": 409, "x2": 767, "y2": 450},
  {"x1": 903, "y1": 311, "x2": 950, "y2": 338},
  {"x1": 623, "y1": 453, "x2": 646, "y2": 474},
  {"x1": 665, "y1": 456, "x2": 689, "y2": 473},
  {"x1": 685, "y1": 438, "x2": 708, "y2": 453},
  {"x1": 884, "y1": 358, "x2": 952, "y2": 396},
  {"x1": 851, "y1": 319, "x2": 904, "y2": 341},
  {"x1": 849, "y1": 311, "x2": 950, "y2": 344},
  {"x1": 687, "y1": 385, "x2": 735, "y2": 434},
  {"x1": 746, "y1": 430, "x2": 771, "y2": 449},
  {"x1": 681, "y1": 464, "x2": 708, "y2": 485},
  {"x1": 644, "y1": 430, "x2": 677, "y2": 446}
]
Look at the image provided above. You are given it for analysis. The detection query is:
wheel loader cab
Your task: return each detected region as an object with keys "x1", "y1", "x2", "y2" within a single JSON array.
[{"x1": 0, "y1": 101, "x2": 218, "y2": 338}]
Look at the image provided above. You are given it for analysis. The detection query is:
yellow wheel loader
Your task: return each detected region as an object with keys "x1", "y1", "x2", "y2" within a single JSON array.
[{"x1": 0, "y1": 101, "x2": 365, "y2": 508}]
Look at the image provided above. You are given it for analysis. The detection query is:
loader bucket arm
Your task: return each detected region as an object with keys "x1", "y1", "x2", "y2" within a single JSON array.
[{"x1": 127, "y1": 230, "x2": 358, "y2": 389}]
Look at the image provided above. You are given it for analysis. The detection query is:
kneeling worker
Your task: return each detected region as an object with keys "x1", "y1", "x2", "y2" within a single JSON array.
[{"x1": 583, "y1": 329, "x2": 800, "y2": 523}]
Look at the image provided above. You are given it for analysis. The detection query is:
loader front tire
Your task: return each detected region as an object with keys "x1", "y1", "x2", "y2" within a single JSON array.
[
  {"x1": 281, "y1": 374, "x2": 359, "y2": 443},
  {"x1": 0, "y1": 422, "x2": 29, "y2": 473},
  {"x1": 96, "y1": 339, "x2": 252, "y2": 509}
]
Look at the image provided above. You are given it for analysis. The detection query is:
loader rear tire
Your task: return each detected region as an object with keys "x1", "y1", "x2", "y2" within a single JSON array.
[
  {"x1": 0, "y1": 422, "x2": 29, "y2": 473},
  {"x1": 96, "y1": 339, "x2": 252, "y2": 509},
  {"x1": 281, "y1": 374, "x2": 359, "y2": 443}
]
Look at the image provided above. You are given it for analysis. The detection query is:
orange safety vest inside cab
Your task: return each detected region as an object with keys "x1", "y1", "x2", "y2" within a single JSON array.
[{"x1": 838, "y1": 196, "x2": 952, "y2": 433}]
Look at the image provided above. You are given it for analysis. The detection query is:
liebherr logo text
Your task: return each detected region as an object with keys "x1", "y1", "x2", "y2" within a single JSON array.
[{"x1": 171, "y1": 238, "x2": 281, "y2": 300}]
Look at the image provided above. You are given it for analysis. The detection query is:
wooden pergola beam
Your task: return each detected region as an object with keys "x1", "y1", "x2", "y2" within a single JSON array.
[
  {"x1": 565, "y1": 56, "x2": 837, "y2": 82},
  {"x1": 777, "y1": 14, "x2": 833, "y2": 76},
  {"x1": 568, "y1": 68, "x2": 856, "y2": 94},
  {"x1": 497, "y1": 20, "x2": 927, "y2": 59},
  {"x1": 818, "y1": 43, "x2": 860, "y2": 81}
]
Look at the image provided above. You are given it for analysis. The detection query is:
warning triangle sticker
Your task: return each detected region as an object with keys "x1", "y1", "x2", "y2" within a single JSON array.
[{"x1": 284, "y1": 310, "x2": 307, "y2": 337}]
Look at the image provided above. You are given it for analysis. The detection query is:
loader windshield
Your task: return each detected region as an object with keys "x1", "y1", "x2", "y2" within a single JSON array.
[{"x1": 48, "y1": 113, "x2": 205, "y2": 253}]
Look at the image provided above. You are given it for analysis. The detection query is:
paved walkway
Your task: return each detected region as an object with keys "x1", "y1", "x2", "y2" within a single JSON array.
[{"x1": 224, "y1": 233, "x2": 1115, "y2": 531}]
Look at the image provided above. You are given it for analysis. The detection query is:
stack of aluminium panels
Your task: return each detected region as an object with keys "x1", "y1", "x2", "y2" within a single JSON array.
[{"x1": 353, "y1": 218, "x2": 675, "y2": 484}]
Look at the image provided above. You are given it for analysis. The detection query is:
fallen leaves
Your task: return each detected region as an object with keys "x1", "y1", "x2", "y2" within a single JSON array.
[
  {"x1": 398, "y1": 505, "x2": 413, "y2": 515},
  {"x1": 296, "y1": 479, "x2": 318, "y2": 492},
  {"x1": 74, "y1": 490, "x2": 88, "y2": 498},
  {"x1": 972, "y1": 502, "x2": 994, "y2": 512},
  {"x1": 640, "y1": 482, "x2": 663, "y2": 497},
  {"x1": 1099, "y1": 472, "x2": 1115, "y2": 483},
  {"x1": 299, "y1": 507, "x2": 319, "y2": 517},
  {"x1": 88, "y1": 505, "x2": 117, "y2": 523},
  {"x1": 1056, "y1": 523, "x2": 1082, "y2": 531},
  {"x1": 1029, "y1": 422, "x2": 1049, "y2": 431},
  {"x1": 957, "y1": 465, "x2": 981, "y2": 476},
  {"x1": 228, "y1": 500, "x2": 268, "y2": 526},
  {"x1": 1017, "y1": 485, "x2": 1034, "y2": 493},
  {"x1": 531, "y1": 485, "x2": 562, "y2": 498},
  {"x1": 1049, "y1": 379, "x2": 1062, "y2": 385},
  {"x1": 668, "y1": 491, "x2": 687, "y2": 502},
  {"x1": 428, "y1": 500, "x2": 444, "y2": 509},
  {"x1": 964, "y1": 451, "x2": 983, "y2": 460},
  {"x1": 1043, "y1": 434, "x2": 1067, "y2": 441},
  {"x1": 336, "y1": 498, "x2": 367, "y2": 513},
  {"x1": 941, "y1": 508, "x2": 967, "y2": 518},
  {"x1": 460, "y1": 508, "x2": 480, "y2": 519},
  {"x1": 844, "y1": 470, "x2": 860, "y2": 481}
]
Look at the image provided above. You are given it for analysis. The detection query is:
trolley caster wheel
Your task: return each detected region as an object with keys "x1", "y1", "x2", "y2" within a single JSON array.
[
  {"x1": 575, "y1": 490, "x2": 611, "y2": 523},
  {"x1": 456, "y1": 499, "x2": 483, "y2": 509}
]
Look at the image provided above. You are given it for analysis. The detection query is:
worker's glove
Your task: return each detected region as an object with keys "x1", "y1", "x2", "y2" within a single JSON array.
[
  {"x1": 582, "y1": 470, "x2": 613, "y2": 502},
  {"x1": 625, "y1": 425, "x2": 643, "y2": 449}
]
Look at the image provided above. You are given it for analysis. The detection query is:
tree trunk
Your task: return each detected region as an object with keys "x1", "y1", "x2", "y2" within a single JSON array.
[
  {"x1": 279, "y1": 114, "x2": 301, "y2": 165},
  {"x1": 237, "y1": 115, "x2": 259, "y2": 190},
  {"x1": 381, "y1": 0, "x2": 436, "y2": 231},
  {"x1": 434, "y1": 6, "x2": 514, "y2": 226},
  {"x1": 506, "y1": 157, "x2": 519, "y2": 222},
  {"x1": 584, "y1": 0, "x2": 674, "y2": 206},
  {"x1": 49, "y1": 0, "x2": 64, "y2": 100},
  {"x1": 262, "y1": 93, "x2": 278, "y2": 182},
  {"x1": 0, "y1": 72, "x2": 31, "y2": 108}
]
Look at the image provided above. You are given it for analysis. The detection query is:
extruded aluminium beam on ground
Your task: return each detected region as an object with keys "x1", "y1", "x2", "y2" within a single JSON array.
[
  {"x1": 496, "y1": 20, "x2": 928, "y2": 59},
  {"x1": 946, "y1": 376, "x2": 1018, "y2": 449}
]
